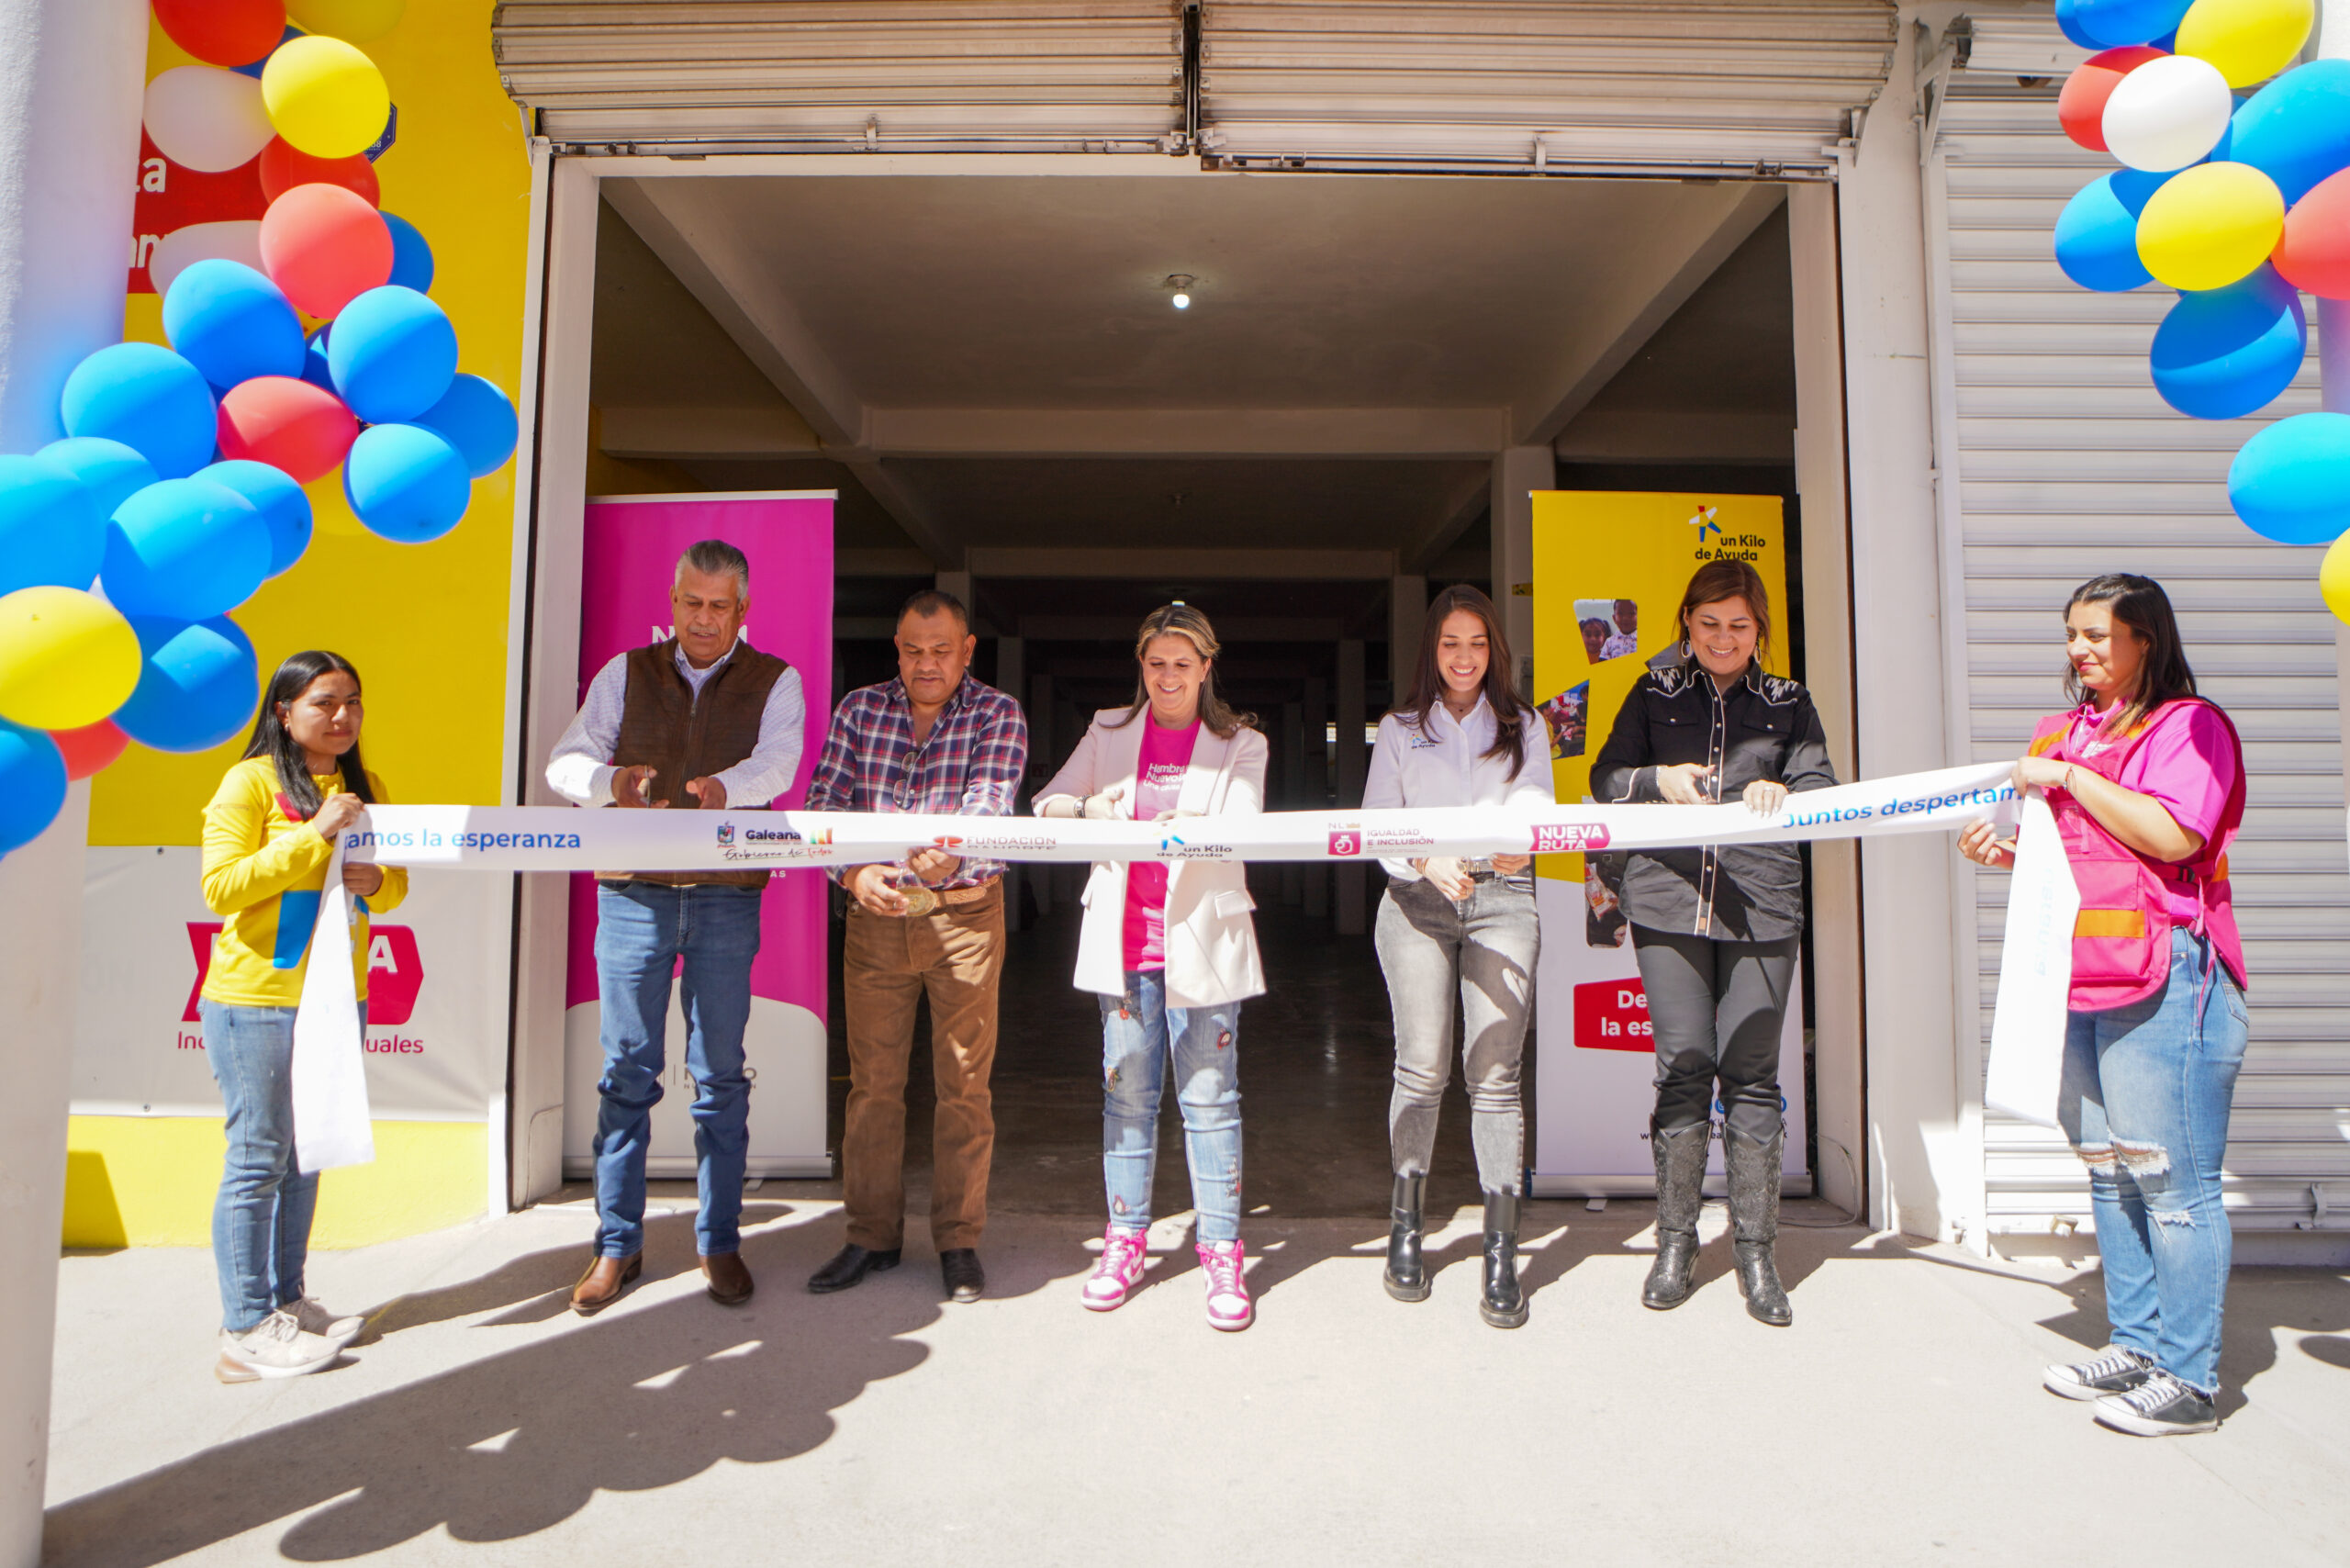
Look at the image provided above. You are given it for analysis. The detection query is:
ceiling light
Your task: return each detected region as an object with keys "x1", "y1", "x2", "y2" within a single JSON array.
[
  {"x1": 1164, "y1": 273, "x2": 1195, "y2": 310},
  {"x1": 1172, "y1": 292, "x2": 1191, "y2": 309}
]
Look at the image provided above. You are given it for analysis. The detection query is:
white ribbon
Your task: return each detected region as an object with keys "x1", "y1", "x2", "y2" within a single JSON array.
[
  {"x1": 342, "y1": 760, "x2": 2025, "y2": 873},
  {"x1": 290, "y1": 834, "x2": 376, "y2": 1173},
  {"x1": 1984, "y1": 790, "x2": 2082, "y2": 1130},
  {"x1": 289, "y1": 758, "x2": 2065, "y2": 1170}
]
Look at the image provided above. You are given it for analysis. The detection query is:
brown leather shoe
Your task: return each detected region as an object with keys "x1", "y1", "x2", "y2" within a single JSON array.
[
  {"x1": 570, "y1": 1252, "x2": 642, "y2": 1316},
  {"x1": 701, "y1": 1251, "x2": 754, "y2": 1306}
]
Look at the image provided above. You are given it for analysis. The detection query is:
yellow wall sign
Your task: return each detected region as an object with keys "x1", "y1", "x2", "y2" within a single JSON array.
[
  {"x1": 67, "y1": 2, "x2": 532, "y2": 1249},
  {"x1": 1529, "y1": 490, "x2": 1789, "y2": 888},
  {"x1": 1527, "y1": 490, "x2": 1801, "y2": 1189}
]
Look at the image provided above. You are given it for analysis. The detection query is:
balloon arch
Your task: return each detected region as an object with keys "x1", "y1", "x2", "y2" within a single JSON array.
[
  {"x1": 2049, "y1": 0, "x2": 2350, "y2": 610},
  {"x1": 0, "y1": 0, "x2": 517, "y2": 857}
]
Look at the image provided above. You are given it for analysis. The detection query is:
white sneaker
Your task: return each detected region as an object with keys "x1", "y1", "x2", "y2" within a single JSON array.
[
  {"x1": 217, "y1": 1310, "x2": 341, "y2": 1383},
  {"x1": 285, "y1": 1295, "x2": 366, "y2": 1346}
]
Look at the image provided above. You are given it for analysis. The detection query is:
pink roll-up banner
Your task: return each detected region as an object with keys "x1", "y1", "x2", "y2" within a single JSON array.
[{"x1": 561, "y1": 492, "x2": 835, "y2": 1179}]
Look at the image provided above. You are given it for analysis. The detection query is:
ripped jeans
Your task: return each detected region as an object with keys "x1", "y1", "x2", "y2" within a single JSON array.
[
  {"x1": 1100, "y1": 971, "x2": 1242, "y2": 1243},
  {"x1": 2060, "y1": 927, "x2": 2249, "y2": 1395}
]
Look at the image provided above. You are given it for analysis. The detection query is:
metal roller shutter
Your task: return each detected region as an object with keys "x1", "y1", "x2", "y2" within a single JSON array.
[
  {"x1": 1933, "y1": 33, "x2": 2350, "y2": 1236},
  {"x1": 490, "y1": 0, "x2": 1185, "y2": 150},
  {"x1": 1197, "y1": 0, "x2": 1897, "y2": 175}
]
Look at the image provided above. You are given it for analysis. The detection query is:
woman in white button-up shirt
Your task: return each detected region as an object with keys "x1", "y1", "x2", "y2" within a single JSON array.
[{"x1": 1362, "y1": 585, "x2": 1555, "y2": 1328}]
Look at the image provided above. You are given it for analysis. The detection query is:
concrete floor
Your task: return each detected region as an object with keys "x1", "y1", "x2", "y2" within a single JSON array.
[
  {"x1": 40, "y1": 893, "x2": 2350, "y2": 1564},
  {"x1": 43, "y1": 1199, "x2": 2350, "y2": 1566},
  {"x1": 845, "y1": 885, "x2": 1493, "y2": 1226}
]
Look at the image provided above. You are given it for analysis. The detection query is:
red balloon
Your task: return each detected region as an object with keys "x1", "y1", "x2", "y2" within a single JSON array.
[
  {"x1": 2058, "y1": 46, "x2": 2168, "y2": 152},
  {"x1": 217, "y1": 377, "x2": 359, "y2": 482},
  {"x1": 152, "y1": 0, "x2": 287, "y2": 69},
  {"x1": 259, "y1": 139, "x2": 381, "y2": 207},
  {"x1": 2275, "y1": 168, "x2": 2350, "y2": 298},
  {"x1": 259, "y1": 184, "x2": 395, "y2": 319},
  {"x1": 50, "y1": 721, "x2": 130, "y2": 781}
]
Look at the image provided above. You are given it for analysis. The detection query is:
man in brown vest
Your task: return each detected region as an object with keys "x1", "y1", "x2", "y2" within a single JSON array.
[{"x1": 546, "y1": 540, "x2": 807, "y2": 1315}]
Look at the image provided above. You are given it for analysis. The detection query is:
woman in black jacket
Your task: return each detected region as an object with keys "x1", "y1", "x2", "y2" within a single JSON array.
[{"x1": 1590, "y1": 559, "x2": 1836, "y2": 1325}]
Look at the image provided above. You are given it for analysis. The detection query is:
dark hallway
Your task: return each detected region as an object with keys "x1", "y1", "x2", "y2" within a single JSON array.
[{"x1": 823, "y1": 888, "x2": 1497, "y2": 1226}]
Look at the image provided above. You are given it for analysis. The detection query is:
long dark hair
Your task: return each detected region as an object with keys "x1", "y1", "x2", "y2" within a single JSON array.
[
  {"x1": 241, "y1": 650, "x2": 375, "y2": 819},
  {"x1": 1391, "y1": 584, "x2": 1528, "y2": 763},
  {"x1": 2063, "y1": 573, "x2": 2199, "y2": 736},
  {"x1": 1105, "y1": 602, "x2": 1256, "y2": 738}
]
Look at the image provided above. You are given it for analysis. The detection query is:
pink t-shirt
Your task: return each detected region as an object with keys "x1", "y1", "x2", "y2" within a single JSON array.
[
  {"x1": 2065, "y1": 700, "x2": 2240, "y2": 922},
  {"x1": 1123, "y1": 716, "x2": 1202, "y2": 971}
]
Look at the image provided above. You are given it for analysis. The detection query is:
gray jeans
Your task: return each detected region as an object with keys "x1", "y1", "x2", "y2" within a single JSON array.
[
  {"x1": 1629, "y1": 924, "x2": 1797, "y2": 1144},
  {"x1": 1374, "y1": 875, "x2": 1540, "y2": 1194}
]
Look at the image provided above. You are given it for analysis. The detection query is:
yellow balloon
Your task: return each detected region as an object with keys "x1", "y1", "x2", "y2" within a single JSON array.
[
  {"x1": 262, "y1": 36, "x2": 390, "y2": 160},
  {"x1": 286, "y1": 0, "x2": 407, "y2": 43},
  {"x1": 2176, "y1": 0, "x2": 2314, "y2": 89},
  {"x1": 2137, "y1": 162, "x2": 2286, "y2": 291},
  {"x1": 2322, "y1": 529, "x2": 2350, "y2": 625},
  {"x1": 0, "y1": 587, "x2": 140, "y2": 731}
]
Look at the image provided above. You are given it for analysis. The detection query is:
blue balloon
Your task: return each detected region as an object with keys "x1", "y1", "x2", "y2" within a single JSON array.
[
  {"x1": 381, "y1": 212, "x2": 435, "y2": 294},
  {"x1": 0, "y1": 454, "x2": 103, "y2": 595},
  {"x1": 102, "y1": 477, "x2": 271, "y2": 620},
  {"x1": 344, "y1": 423, "x2": 471, "y2": 543},
  {"x1": 328, "y1": 286, "x2": 457, "y2": 424},
  {"x1": 2059, "y1": 0, "x2": 2191, "y2": 47},
  {"x1": 2056, "y1": 0, "x2": 2106, "y2": 49},
  {"x1": 197, "y1": 459, "x2": 313, "y2": 577},
  {"x1": 414, "y1": 375, "x2": 518, "y2": 477},
  {"x1": 2054, "y1": 169, "x2": 2171, "y2": 292},
  {"x1": 2228, "y1": 411, "x2": 2350, "y2": 543},
  {"x1": 300, "y1": 325, "x2": 337, "y2": 394},
  {"x1": 2151, "y1": 268, "x2": 2306, "y2": 420},
  {"x1": 113, "y1": 615, "x2": 259, "y2": 754},
  {"x1": 0, "y1": 721, "x2": 68, "y2": 857},
  {"x1": 59, "y1": 342, "x2": 217, "y2": 479},
  {"x1": 2231, "y1": 59, "x2": 2350, "y2": 206},
  {"x1": 36, "y1": 437, "x2": 157, "y2": 519},
  {"x1": 161, "y1": 259, "x2": 305, "y2": 392}
]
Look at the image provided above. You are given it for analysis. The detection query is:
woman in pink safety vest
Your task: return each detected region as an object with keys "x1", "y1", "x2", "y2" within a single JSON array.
[
  {"x1": 1959, "y1": 574, "x2": 2248, "y2": 1439},
  {"x1": 1035, "y1": 603, "x2": 1269, "y2": 1332}
]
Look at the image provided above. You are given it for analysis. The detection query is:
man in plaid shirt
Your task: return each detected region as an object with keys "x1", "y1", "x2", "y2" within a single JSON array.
[{"x1": 803, "y1": 588, "x2": 1029, "y2": 1305}]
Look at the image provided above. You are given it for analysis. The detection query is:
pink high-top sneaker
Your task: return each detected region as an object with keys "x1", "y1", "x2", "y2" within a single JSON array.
[
  {"x1": 1081, "y1": 1225, "x2": 1149, "y2": 1312},
  {"x1": 1197, "y1": 1239, "x2": 1253, "y2": 1331}
]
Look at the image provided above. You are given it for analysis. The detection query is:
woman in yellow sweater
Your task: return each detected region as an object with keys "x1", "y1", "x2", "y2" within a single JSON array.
[{"x1": 199, "y1": 650, "x2": 407, "y2": 1383}]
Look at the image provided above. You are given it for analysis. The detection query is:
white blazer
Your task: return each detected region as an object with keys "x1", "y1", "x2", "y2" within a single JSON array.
[{"x1": 1035, "y1": 709, "x2": 1269, "y2": 1008}]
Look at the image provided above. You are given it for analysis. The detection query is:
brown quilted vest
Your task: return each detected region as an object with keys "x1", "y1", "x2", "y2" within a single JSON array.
[{"x1": 601, "y1": 638, "x2": 789, "y2": 889}]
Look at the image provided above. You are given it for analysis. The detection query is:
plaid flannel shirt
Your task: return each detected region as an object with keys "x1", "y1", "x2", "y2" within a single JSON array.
[{"x1": 806, "y1": 674, "x2": 1031, "y2": 889}]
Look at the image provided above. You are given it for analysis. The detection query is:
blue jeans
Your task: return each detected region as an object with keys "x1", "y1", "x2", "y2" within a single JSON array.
[
  {"x1": 2060, "y1": 927, "x2": 2250, "y2": 1395},
  {"x1": 202, "y1": 998, "x2": 364, "y2": 1333},
  {"x1": 1100, "y1": 971, "x2": 1243, "y2": 1243},
  {"x1": 592, "y1": 880, "x2": 762, "y2": 1259}
]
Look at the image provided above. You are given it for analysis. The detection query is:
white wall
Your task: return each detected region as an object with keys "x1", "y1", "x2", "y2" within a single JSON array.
[
  {"x1": 0, "y1": 3, "x2": 153, "y2": 1557},
  {"x1": 1837, "y1": 8, "x2": 1984, "y2": 1241}
]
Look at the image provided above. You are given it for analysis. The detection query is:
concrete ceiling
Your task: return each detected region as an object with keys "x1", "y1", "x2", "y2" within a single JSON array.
[{"x1": 586, "y1": 168, "x2": 1798, "y2": 572}]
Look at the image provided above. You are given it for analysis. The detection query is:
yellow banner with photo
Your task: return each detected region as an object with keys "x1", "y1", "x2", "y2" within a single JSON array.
[{"x1": 1529, "y1": 490, "x2": 1789, "y2": 889}]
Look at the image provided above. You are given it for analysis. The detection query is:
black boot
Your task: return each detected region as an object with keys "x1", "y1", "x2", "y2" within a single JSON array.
[
  {"x1": 1478, "y1": 1190, "x2": 1528, "y2": 1329},
  {"x1": 1725, "y1": 1125, "x2": 1792, "y2": 1327},
  {"x1": 1383, "y1": 1172, "x2": 1429, "y2": 1303},
  {"x1": 1642, "y1": 1119, "x2": 1709, "y2": 1310}
]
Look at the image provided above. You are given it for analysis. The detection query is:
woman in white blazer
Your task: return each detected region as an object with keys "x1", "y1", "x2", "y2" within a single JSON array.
[
  {"x1": 1035, "y1": 603, "x2": 1269, "y2": 1330},
  {"x1": 1363, "y1": 585, "x2": 1555, "y2": 1329}
]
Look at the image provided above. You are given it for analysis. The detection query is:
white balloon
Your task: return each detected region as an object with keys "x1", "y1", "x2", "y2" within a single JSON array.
[
  {"x1": 142, "y1": 66, "x2": 274, "y2": 174},
  {"x1": 2102, "y1": 54, "x2": 2237, "y2": 173},
  {"x1": 150, "y1": 221, "x2": 265, "y2": 301}
]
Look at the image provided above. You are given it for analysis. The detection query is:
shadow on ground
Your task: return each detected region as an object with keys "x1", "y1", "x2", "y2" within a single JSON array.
[{"x1": 41, "y1": 1207, "x2": 1058, "y2": 1567}]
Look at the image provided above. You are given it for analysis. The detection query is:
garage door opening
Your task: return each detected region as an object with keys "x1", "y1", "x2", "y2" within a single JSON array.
[{"x1": 535, "y1": 161, "x2": 1844, "y2": 1222}]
